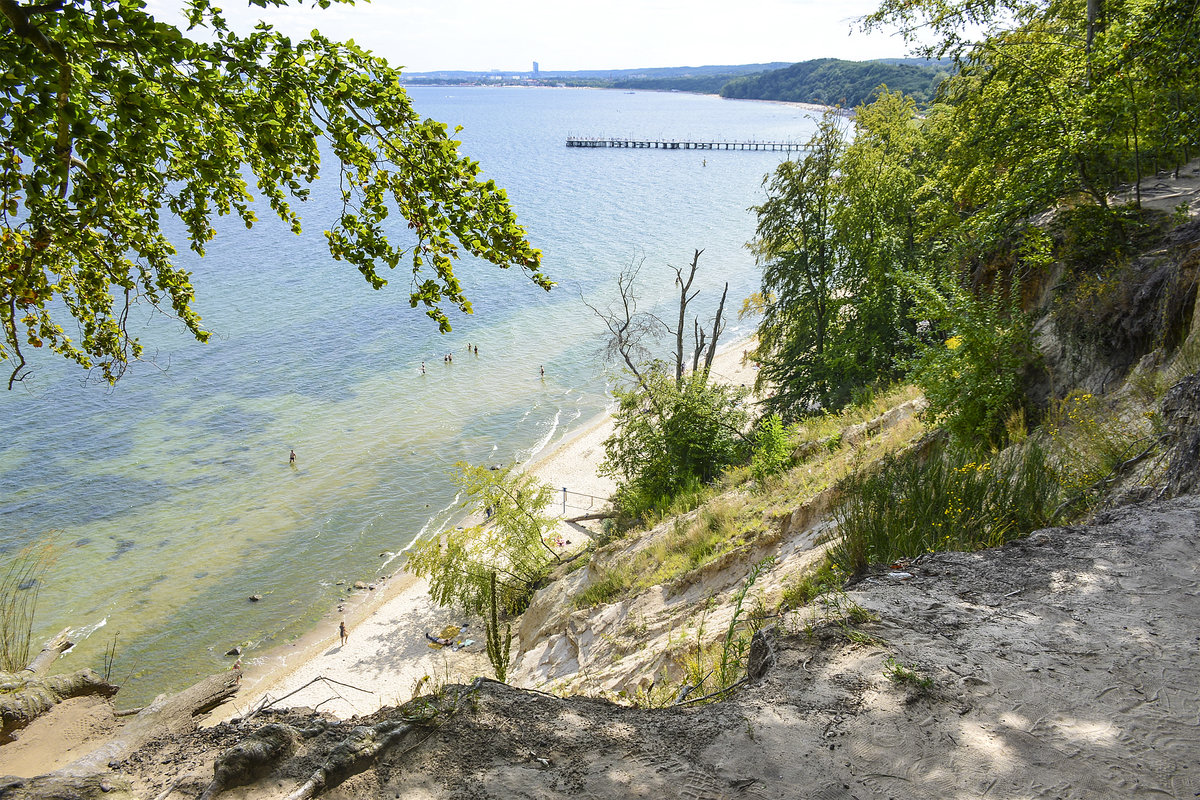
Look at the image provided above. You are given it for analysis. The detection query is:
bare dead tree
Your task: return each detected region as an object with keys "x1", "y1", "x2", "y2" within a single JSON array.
[
  {"x1": 581, "y1": 255, "x2": 667, "y2": 399},
  {"x1": 586, "y1": 249, "x2": 730, "y2": 397},
  {"x1": 670, "y1": 249, "x2": 704, "y2": 385},
  {"x1": 692, "y1": 281, "x2": 729, "y2": 378},
  {"x1": 666, "y1": 249, "x2": 730, "y2": 387}
]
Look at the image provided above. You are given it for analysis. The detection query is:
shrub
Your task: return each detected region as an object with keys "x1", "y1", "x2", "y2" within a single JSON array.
[
  {"x1": 602, "y1": 366, "x2": 751, "y2": 520},
  {"x1": 832, "y1": 439, "x2": 1060, "y2": 575},
  {"x1": 750, "y1": 413, "x2": 792, "y2": 486},
  {"x1": 903, "y1": 273, "x2": 1035, "y2": 448},
  {"x1": 1045, "y1": 391, "x2": 1156, "y2": 511}
]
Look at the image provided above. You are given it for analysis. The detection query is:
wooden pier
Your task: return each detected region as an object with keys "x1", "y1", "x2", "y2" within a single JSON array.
[{"x1": 566, "y1": 137, "x2": 803, "y2": 152}]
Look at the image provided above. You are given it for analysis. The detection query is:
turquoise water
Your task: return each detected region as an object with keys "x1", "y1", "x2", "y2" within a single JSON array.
[{"x1": 0, "y1": 87, "x2": 817, "y2": 704}]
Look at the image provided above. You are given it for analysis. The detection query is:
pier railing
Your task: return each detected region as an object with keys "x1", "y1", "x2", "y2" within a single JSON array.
[{"x1": 566, "y1": 137, "x2": 804, "y2": 152}]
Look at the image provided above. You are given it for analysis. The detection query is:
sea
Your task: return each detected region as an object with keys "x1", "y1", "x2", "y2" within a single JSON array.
[{"x1": 0, "y1": 86, "x2": 819, "y2": 705}]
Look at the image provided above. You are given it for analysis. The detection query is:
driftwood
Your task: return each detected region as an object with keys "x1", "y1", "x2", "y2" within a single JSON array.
[
  {"x1": 242, "y1": 675, "x2": 373, "y2": 722},
  {"x1": 22, "y1": 627, "x2": 73, "y2": 678},
  {"x1": 565, "y1": 511, "x2": 618, "y2": 523},
  {"x1": 0, "y1": 668, "x2": 118, "y2": 741},
  {"x1": 58, "y1": 670, "x2": 241, "y2": 776}
]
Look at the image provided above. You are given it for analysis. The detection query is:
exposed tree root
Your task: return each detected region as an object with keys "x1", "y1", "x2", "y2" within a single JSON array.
[
  {"x1": 0, "y1": 668, "x2": 118, "y2": 741},
  {"x1": 198, "y1": 722, "x2": 310, "y2": 800},
  {"x1": 198, "y1": 681, "x2": 481, "y2": 800},
  {"x1": 283, "y1": 720, "x2": 416, "y2": 800}
]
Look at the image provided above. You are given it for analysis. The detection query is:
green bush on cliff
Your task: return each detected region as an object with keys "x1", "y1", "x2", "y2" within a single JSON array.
[
  {"x1": 832, "y1": 439, "x2": 1060, "y2": 576},
  {"x1": 601, "y1": 367, "x2": 751, "y2": 522},
  {"x1": 903, "y1": 274, "x2": 1036, "y2": 450},
  {"x1": 750, "y1": 414, "x2": 792, "y2": 486}
]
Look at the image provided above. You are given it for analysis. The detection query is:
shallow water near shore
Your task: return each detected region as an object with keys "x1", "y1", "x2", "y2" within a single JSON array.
[{"x1": 0, "y1": 87, "x2": 818, "y2": 705}]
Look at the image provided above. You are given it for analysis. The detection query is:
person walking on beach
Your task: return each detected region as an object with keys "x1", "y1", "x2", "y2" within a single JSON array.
[
  {"x1": 339, "y1": 619, "x2": 348, "y2": 646},
  {"x1": 289, "y1": 449, "x2": 296, "y2": 465}
]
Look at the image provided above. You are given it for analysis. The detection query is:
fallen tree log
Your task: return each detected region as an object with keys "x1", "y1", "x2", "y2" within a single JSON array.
[
  {"x1": 57, "y1": 669, "x2": 241, "y2": 776},
  {"x1": 21, "y1": 628, "x2": 73, "y2": 678},
  {"x1": 565, "y1": 511, "x2": 617, "y2": 523}
]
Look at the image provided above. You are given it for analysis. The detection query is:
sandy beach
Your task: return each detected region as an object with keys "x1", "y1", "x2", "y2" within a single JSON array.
[{"x1": 215, "y1": 340, "x2": 757, "y2": 722}]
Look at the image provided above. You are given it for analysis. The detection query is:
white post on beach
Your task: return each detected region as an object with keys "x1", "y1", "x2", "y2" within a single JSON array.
[{"x1": 562, "y1": 487, "x2": 567, "y2": 515}]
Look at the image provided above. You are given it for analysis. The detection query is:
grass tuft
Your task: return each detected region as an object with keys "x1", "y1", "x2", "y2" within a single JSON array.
[
  {"x1": 1, "y1": 537, "x2": 58, "y2": 672},
  {"x1": 884, "y1": 655, "x2": 933, "y2": 692}
]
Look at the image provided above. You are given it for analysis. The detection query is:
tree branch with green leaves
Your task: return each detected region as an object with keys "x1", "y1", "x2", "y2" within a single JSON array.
[{"x1": 1, "y1": 0, "x2": 551, "y2": 388}]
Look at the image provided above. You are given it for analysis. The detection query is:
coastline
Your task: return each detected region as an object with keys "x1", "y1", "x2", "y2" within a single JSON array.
[{"x1": 217, "y1": 336, "x2": 757, "y2": 722}]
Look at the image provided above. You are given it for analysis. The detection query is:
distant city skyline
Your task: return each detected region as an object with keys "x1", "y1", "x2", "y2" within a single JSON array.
[{"x1": 147, "y1": 0, "x2": 912, "y2": 74}]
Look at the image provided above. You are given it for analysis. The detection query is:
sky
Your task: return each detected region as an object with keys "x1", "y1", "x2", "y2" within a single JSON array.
[{"x1": 146, "y1": 0, "x2": 913, "y2": 73}]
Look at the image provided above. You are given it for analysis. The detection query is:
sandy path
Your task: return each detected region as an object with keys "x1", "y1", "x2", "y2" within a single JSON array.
[{"x1": 217, "y1": 340, "x2": 756, "y2": 721}]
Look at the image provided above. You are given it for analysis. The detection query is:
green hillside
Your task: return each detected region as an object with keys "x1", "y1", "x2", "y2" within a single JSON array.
[{"x1": 720, "y1": 57, "x2": 950, "y2": 106}]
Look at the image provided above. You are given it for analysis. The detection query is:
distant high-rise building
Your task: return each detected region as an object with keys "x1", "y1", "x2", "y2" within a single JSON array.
[{"x1": 532, "y1": 61, "x2": 539, "y2": 75}]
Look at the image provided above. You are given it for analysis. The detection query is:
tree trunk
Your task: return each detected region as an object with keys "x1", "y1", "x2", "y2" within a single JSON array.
[
  {"x1": 1085, "y1": 0, "x2": 1101, "y2": 83},
  {"x1": 701, "y1": 282, "x2": 729, "y2": 377},
  {"x1": 673, "y1": 249, "x2": 703, "y2": 386}
]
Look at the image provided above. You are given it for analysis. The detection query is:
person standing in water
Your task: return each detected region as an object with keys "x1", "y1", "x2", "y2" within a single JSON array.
[
  {"x1": 540, "y1": 365, "x2": 545, "y2": 377},
  {"x1": 289, "y1": 449, "x2": 296, "y2": 465}
]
